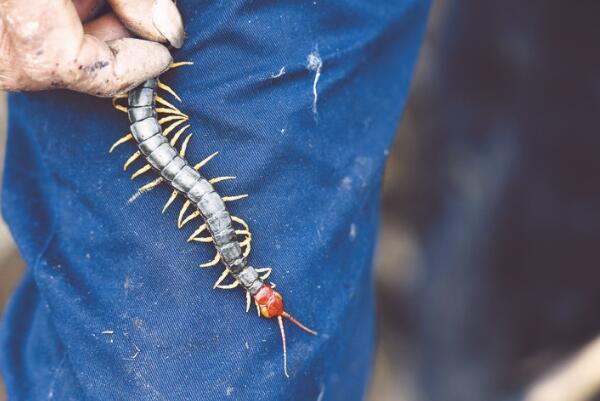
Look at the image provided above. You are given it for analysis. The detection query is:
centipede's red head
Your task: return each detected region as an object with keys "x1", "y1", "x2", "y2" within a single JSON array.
[
  {"x1": 253, "y1": 283, "x2": 317, "y2": 378},
  {"x1": 254, "y1": 284, "x2": 284, "y2": 318}
]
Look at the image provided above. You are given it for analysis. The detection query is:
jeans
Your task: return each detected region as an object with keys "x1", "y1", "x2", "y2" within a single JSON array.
[{"x1": 0, "y1": 1, "x2": 431, "y2": 400}]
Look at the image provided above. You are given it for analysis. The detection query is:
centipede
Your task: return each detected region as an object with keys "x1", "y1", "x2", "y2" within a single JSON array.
[{"x1": 109, "y1": 62, "x2": 316, "y2": 377}]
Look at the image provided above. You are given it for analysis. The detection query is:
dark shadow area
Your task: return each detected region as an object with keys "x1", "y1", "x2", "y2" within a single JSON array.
[{"x1": 374, "y1": 1, "x2": 600, "y2": 400}]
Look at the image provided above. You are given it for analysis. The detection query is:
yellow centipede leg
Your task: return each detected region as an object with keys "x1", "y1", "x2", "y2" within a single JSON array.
[
  {"x1": 158, "y1": 115, "x2": 188, "y2": 125},
  {"x1": 128, "y1": 177, "x2": 164, "y2": 203},
  {"x1": 162, "y1": 190, "x2": 179, "y2": 213},
  {"x1": 109, "y1": 133, "x2": 133, "y2": 153},
  {"x1": 178, "y1": 200, "x2": 192, "y2": 228},
  {"x1": 240, "y1": 238, "x2": 252, "y2": 257},
  {"x1": 131, "y1": 164, "x2": 152, "y2": 180},
  {"x1": 216, "y1": 281, "x2": 240, "y2": 290},
  {"x1": 215, "y1": 274, "x2": 240, "y2": 290},
  {"x1": 194, "y1": 151, "x2": 219, "y2": 170},
  {"x1": 256, "y1": 268, "x2": 272, "y2": 280},
  {"x1": 124, "y1": 151, "x2": 141, "y2": 171},
  {"x1": 190, "y1": 233, "x2": 212, "y2": 243},
  {"x1": 137, "y1": 177, "x2": 164, "y2": 193},
  {"x1": 179, "y1": 134, "x2": 193, "y2": 158},
  {"x1": 180, "y1": 211, "x2": 201, "y2": 228},
  {"x1": 239, "y1": 232, "x2": 251, "y2": 244},
  {"x1": 156, "y1": 96, "x2": 184, "y2": 115},
  {"x1": 213, "y1": 268, "x2": 229, "y2": 288},
  {"x1": 246, "y1": 291, "x2": 251, "y2": 313},
  {"x1": 209, "y1": 176, "x2": 236, "y2": 184},
  {"x1": 222, "y1": 194, "x2": 249, "y2": 202},
  {"x1": 158, "y1": 80, "x2": 182, "y2": 102},
  {"x1": 200, "y1": 252, "x2": 221, "y2": 268},
  {"x1": 156, "y1": 107, "x2": 187, "y2": 117},
  {"x1": 231, "y1": 216, "x2": 250, "y2": 231},
  {"x1": 214, "y1": 269, "x2": 239, "y2": 289},
  {"x1": 162, "y1": 119, "x2": 188, "y2": 139},
  {"x1": 112, "y1": 95, "x2": 128, "y2": 113},
  {"x1": 188, "y1": 224, "x2": 208, "y2": 242},
  {"x1": 169, "y1": 124, "x2": 191, "y2": 147},
  {"x1": 170, "y1": 61, "x2": 194, "y2": 70}
]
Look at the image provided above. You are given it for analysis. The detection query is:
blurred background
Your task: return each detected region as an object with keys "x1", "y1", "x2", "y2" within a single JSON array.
[{"x1": 3, "y1": 0, "x2": 600, "y2": 400}]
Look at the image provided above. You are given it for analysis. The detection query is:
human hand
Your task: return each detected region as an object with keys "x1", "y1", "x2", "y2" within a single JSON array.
[{"x1": 0, "y1": 0, "x2": 184, "y2": 97}]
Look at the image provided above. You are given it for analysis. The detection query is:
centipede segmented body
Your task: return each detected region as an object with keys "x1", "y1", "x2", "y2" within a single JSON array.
[{"x1": 110, "y1": 63, "x2": 316, "y2": 377}]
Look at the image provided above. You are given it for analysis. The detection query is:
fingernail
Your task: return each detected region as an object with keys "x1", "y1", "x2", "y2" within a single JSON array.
[{"x1": 152, "y1": 0, "x2": 185, "y2": 48}]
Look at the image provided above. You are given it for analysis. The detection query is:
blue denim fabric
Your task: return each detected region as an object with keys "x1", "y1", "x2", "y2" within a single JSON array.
[{"x1": 0, "y1": 1, "x2": 430, "y2": 400}]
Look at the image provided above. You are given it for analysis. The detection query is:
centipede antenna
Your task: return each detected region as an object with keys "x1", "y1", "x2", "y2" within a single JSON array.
[
  {"x1": 281, "y1": 312, "x2": 317, "y2": 336},
  {"x1": 277, "y1": 316, "x2": 290, "y2": 378},
  {"x1": 170, "y1": 61, "x2": 194, "y2": 70}
]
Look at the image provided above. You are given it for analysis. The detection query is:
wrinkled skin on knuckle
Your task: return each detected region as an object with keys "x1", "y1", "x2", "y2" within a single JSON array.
[
  {"x1": 0, "y1": 5, "x2": 170, "y2": 96},
  {"x1": 1, "y1": 21, "x2": 63, "y2": 90},
  {"x1": 0, "y1": 4, "x2": 110, "y2": 92}
]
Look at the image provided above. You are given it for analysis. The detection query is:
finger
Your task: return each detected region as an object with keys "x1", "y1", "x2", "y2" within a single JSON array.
[
  {"x1": 108, "y1": 0, "x2": 184, "y2": 48},
  {"x1": 73, "y1": 0, "x2": 106, "y2": 22},
  {"x1": 84, "y1": 13, "x2": 130, "y2": 42},
  {"x1": 0, "y1": 17, "x2": 22, "y2": 91},
  {"x1": 0, "y1": 0, "x2": 86, "y2": 91},
  {"x1": 0, "y1": 0, "x2": 172, "y2": 96},
  {"x1": 61, "y1": 37, "x2": 172, "y2": 97},
  {"x1": 0, "y1": 0, "x2": 85, "y2": 58}
]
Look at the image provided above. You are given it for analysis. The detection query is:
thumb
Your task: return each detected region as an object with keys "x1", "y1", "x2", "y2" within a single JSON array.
[
  {"x1": 108, "y1": 0, "x2": 184, "y2": 48},
  {"x1": 62, "y1": 37, "x2": 172, "y2": 97}
]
